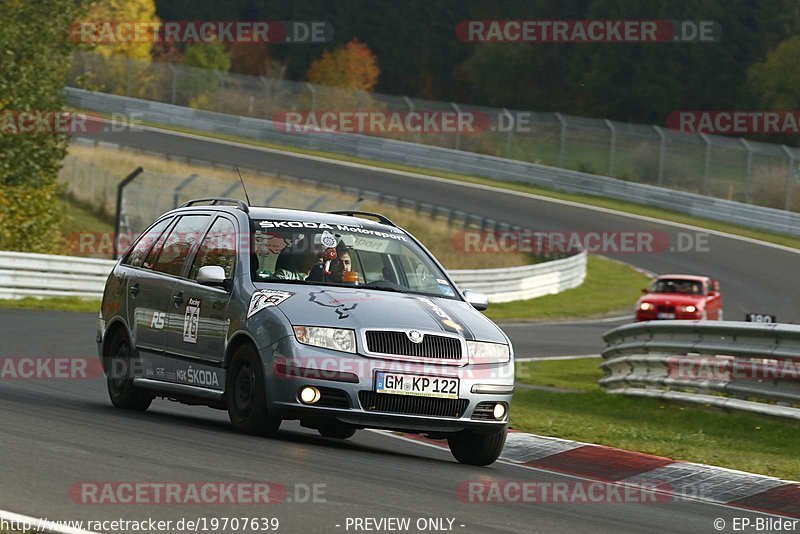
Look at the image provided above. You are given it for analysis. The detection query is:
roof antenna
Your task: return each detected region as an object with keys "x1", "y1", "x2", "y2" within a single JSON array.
[{"x1": 235, "y1": 166, "x2": 252, "y2": 206}]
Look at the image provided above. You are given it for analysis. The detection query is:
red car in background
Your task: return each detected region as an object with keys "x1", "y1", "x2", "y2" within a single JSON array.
[{"x1": 635, "y1": 275, "x2": 723, "y2": 321}]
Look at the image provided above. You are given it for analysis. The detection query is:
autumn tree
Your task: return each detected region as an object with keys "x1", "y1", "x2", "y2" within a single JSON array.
[
  {"x1": 0, "y1": 0, "x2": 84, "y2": 252},
  {"x1": 306, "y1": 39, "x2": 379, "y2": 92},
  {"x1": 81, "y1": 0, "x2": 159, "y2": 60}
]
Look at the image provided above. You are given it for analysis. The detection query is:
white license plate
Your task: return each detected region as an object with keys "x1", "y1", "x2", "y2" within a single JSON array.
[
  {"x1": 657, "y1": 312, "x2": 676, "y2": 319},
  {"x1": 375, "y1": 371, "x2": 459, "y2": 399}
]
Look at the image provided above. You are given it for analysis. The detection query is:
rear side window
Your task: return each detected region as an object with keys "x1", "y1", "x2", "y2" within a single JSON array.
[
  {"x1": 151, "y1": 215, "x2": 211, "y2": 276},
  {"x1": 189, "y1": 217, "x2": 237, "y2": 280},
  {"x1": 124, "y1": 218, "x2": 172, "y2": 267}
]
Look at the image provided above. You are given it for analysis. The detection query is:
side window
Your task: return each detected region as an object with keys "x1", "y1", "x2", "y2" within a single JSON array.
[
  {"x1": 189, "y1": 217, "x2": 237, "y2": 280},
  {"x1": 151, "y1": 215, "x2": 211, "y2": 276},
  {"x1": 124, "y1": 218, "x2": 171, "y2": 267}
]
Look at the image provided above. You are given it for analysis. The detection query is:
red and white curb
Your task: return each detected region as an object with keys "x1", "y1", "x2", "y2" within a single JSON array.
[{"x1": 389, "y1": 430, "x2": 800, "y2": 518}]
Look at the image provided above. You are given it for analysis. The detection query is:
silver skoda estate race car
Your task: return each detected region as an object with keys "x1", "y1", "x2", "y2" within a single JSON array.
[{"x1": 97, "y1": 198, "x2": 514, "y2": 466}]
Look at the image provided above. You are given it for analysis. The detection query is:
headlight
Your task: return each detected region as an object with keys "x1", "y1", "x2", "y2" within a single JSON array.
[
  {"x1": 293, "y1": 326, "x2": 356, "y2": 353},
  {"x1": 682, "y1": 305, "x2": 697, "y2": 313},
  {"x1": 639, "y1": 302, "x2": 654, "y2": 311},
  {"x1": 467, "y1": 341, "x2": 510, "y2": 364}
]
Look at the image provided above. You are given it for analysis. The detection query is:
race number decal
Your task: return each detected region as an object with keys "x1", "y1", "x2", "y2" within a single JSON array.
[
  {"x1": 247, "y1": 290, "x2": 295, "y2": 318},
  {"x1": 183, "y1": 298, "x2": 201, "y2": 344}
]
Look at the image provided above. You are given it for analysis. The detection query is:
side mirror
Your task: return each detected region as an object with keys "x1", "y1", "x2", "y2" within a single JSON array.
[
  {"x1": 197, "y1": 265, "x2": 227, "y2": 287},
  {"x1": 641, "y1": 288, "x2": 649, "y2": 294},
  {"x1": 463, "y1": 289, "x2": 489, "y2": 311}
]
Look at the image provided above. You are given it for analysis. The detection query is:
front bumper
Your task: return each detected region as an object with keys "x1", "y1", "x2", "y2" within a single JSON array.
[{"x1": 261, "y1": 338, "x2": 514, "y2": 435}]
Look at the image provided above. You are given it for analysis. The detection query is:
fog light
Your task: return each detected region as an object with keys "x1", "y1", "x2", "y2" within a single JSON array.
[
  {"x1": 300, "y1": 386, "x2": 321, "y2": 405},
  {"x1": 493, "y1": 403, "x2": 507, "y2": 420}
]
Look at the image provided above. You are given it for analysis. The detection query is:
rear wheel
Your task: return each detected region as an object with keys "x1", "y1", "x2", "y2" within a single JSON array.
[
  {"x1": 447, "y1": 425, "x2": 507, "y2": 466},
  {"x1": 106, "y1": 333, "x2": 152, "y2": 411},
  {"x1": 317, "y1": 424, "x2": 357, "y2": 440},
  {"x1": 226, "y1": 344, "x2": 281, "y2": 437}
]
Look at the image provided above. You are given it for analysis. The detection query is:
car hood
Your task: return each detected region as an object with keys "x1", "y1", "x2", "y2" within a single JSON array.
[
  {"x1": 640, "y1": 292, "x2": 706, "y2": 306},
  {"x1": 254, "y1": 283, "x2": 508, "y2": 344}
]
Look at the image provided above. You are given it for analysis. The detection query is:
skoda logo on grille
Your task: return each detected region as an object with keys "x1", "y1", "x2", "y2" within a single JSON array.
[{"x1": 407, "y1": 330, "x2": 424, "y2": 344}]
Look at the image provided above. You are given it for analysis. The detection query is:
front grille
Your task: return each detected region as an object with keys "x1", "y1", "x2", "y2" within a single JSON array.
[
  {"x1": 359, "y1": 391, "x2": 468, "y2": 418},
  {"x1": 657, "y1": 305, "x2": 675, "y2": 313},
  {"x1": 365, "y1": 331, "x2": 462, "y2": 360},
  {"x1": 471, "y1": 401, "x2": 507, "y2": 421},
  {"x1": 316, "y1": 387, "x2": 351, "y2": 409}
]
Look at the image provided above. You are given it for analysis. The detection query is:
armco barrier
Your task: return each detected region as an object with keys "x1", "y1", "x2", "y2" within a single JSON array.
[
  {"x1": 67, "y1": 88, "x2": 800, "y2": 237},
  {"x1": 0, "y1": 250, "x2": 586, "y2": 303},
  {"x1": 601, "y1": 321, "x2": 800, "y2": 420}
]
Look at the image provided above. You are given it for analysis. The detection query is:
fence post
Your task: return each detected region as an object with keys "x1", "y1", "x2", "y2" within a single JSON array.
[
  {"x1": 404, "y1": 96, "x2": 421, "y2": 143},
  {"x1": 555, "y1": 112, "x2": 567, "y2": 167},
  {"x1": 740, "y1": 139, "x2": 754, "y2": 203},
  {"x1": 306, "y1": 83, "x2": 316, "y2": 113},
  {"x1": 113, "y1": 167, "x2": 144, "y2": 260},
  {"x1": 605, "y1": 119, "x2": 617, "y2": 176},
  {"x1": 699, "y1": 133, "x2": 712, "y2": 196},
  {"x1": 654, "y1": 126, "x2": 666, "y2": 185},
  {"x1": 125, "y1": 59, "x2": 133, "y2": 97},
  {"x1": 173, "y1": 173, "x2": 198, "y2": 208},
  {"x1": 502, "y1": 108, "x2": 514, "y2": 157},
  {"x1": 167, "y1": 64, "x2": 178, "y2": 105},
  {"x1": 451, "y1": 102, "x2": 462, "y2": 151},
  {"x1": 781, "y1": 145, "x2": 796, "y2": 211}
]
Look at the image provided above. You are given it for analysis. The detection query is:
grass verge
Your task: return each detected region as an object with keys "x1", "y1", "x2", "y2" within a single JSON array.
[
  {"x1": 96, "y1": 115, "x2": 800, "y2": 251},
  {"x1": 484, "y1": 255, "x2": 650, "y2": 321},
  {"x1": 512, "y1": 358, "x2": 800, "y2": 480},
  {"x1": 0, "y1": 297, "x2": 100, "y2": 313}
]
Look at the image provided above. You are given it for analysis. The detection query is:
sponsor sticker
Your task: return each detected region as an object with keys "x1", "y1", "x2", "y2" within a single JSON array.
[
  {"x1": 415, "y1": 297, "x2": 465, "y2": 335},
  {"x1": 247, "y1": 289, "x2": 295, "y2": 318}
]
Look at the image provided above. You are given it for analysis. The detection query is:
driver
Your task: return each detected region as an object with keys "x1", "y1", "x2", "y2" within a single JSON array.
[
  {"x1": 329, "y1": 243, "x2": 353, "y2": 283},
  {"x1": 274, "y1": 237, "x2": 322, "y2": 280}
]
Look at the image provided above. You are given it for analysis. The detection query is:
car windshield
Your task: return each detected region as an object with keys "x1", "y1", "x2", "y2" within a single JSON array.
[
  {"x1": 651, "y1": 279, "x2": 704, "y2": 295},
  {"x1": 250, "y1": 220, "x2": 458, "y2": 299}
]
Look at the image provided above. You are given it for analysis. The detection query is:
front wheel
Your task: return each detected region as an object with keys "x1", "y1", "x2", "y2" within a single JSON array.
[
  {"x1": 106, "y1": 334, "x2": 152, "y2": 411},
  {"x1": 447, "y1": 425, "x2": 507, "y2": 466},
  {"x1": 226, "y1": 344, "x2": 281, "y2": 437},
  {"x1": 318, "y1": 424, "x2": 357, "y2": 440}
]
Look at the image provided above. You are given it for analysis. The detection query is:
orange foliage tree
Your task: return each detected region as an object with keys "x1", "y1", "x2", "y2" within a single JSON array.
[{"x1": 306, "y1": 39, "x2": 379, "y2": 91}]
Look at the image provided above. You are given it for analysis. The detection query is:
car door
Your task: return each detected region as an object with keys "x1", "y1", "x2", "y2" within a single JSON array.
[
  {"x1": 135, "y1": 213, "x2": 212, "y2": 384},
  {"x1": 164, "y1": 215, "x2": 237, "y2": 391},
  {"x1": 123, "y1": 217, "x2": 176, "y2": 358}
]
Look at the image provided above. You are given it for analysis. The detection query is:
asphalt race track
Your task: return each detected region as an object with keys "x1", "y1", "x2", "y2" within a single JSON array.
[
  {"x1": 89, "y1": 124, "x2": 800, "y2": 324},
  {"x1": 0, "y1": 309, "x2": 773, "y2": 533}
]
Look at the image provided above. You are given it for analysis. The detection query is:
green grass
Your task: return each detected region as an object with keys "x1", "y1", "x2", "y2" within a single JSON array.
[
  {"x1": 484, "y1": 255, "x2": 651, "y2": 321},
  {"x1": 90, "y1": 112, "x2": 800, "y2": 251},
  {"x1": 0, "y1": 297, "x2": 100, "y2": 313},
  {"x1": 512, "y1": 358, "x2": 800, "y2": 480}
]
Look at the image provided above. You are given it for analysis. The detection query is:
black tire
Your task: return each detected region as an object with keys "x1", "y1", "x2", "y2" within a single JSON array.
[
  {"x1": 317, "y1": 424, "x2": 357, "y2": 440},
  {"x1": 447, "y1": 425, "x2": 507, "y2": 466},
  {"x1": 106, "y1": 333, "x2": 152, "y2": 411},
  {"x1": 226, "y1": 344, "x2": 281, "y2": 437}
]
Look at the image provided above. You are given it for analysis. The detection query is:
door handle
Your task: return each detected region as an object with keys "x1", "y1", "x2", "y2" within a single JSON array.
[
  {"x1": 173, "y1": 291, "x2": 185, "y2": 307},
  {"x1": 129, "y1": 283, "x2": 140, "y2": 296}
]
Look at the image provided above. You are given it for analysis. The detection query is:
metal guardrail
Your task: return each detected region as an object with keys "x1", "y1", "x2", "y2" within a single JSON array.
[
  {"x1": 0, "y1": 251, "x2": 115, "y2": 299},
  {"x1": 66, "y1": 89, "x2": 800, "y2": 237},
  {"x1": 0, "y1": 250, "x2": 587, "y2": 303},
  {"x1": 601, "y1": 321, "x2": 800, "y2": 420}
]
